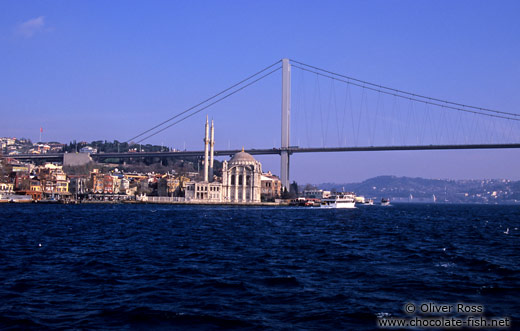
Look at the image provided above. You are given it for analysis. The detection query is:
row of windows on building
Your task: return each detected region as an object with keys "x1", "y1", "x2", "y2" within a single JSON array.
[
  {"x1": 230, "y1": 175, "x2": 251, "y2": 186},
  {"x1": 195, "y1": 193, "x2": 221, "y2": 199},
  {"x1": 186, "y1": 185, "x2": 221, "y2": 192}
]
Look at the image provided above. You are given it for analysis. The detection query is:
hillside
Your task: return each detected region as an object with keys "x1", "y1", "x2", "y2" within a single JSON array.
[{"x1": 317, "y1": 176, "x2": 519, "y2": 204}]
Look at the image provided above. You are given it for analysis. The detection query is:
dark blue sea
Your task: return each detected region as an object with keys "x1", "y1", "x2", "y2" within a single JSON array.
[{"x1": 0, "y1": 203, "x2": 519, "y2": 330}]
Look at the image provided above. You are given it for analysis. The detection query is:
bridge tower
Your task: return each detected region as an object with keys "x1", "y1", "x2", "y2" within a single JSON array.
[{"x1": 281, "y1": 58, "x2": 291, "y2": 190}]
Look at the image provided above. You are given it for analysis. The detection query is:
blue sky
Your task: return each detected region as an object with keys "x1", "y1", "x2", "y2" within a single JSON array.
[{"x1": 1, "y1": 1, "x2": 519, "y2": 183}]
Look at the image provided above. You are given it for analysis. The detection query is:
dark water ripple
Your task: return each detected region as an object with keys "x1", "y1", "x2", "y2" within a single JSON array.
[{"x1": 0, "y1": 203, "x2": 519, "y2": 329}]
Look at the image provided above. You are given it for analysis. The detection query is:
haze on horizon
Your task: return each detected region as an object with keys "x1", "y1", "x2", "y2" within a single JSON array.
[{"x1": 1, "y1": 1, "x2": 519, "y2": 184}]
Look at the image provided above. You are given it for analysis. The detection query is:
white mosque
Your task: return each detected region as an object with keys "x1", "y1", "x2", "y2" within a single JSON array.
[{"x1": 184, "y1": 117, "x2": 262, "y2": 203}]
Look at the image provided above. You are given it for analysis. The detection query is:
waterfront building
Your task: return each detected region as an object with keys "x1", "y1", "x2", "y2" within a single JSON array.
[
  {"x1": 90, "y1": 171, "x2": 127, "y2": 195},
  {"x1": 102, "y1": 175, "x2": 114, "y2": 194},
  {"x1": 222, "y1": 149, "x2": 262, "y2": 203},
  {"x1": 261, "y1": 171, "x2": 282, "y2": 201},
  {"x1": 120, "y1": 177, "x2": 130, "y2": 193},
  {"x1": 0, "y1": 182, "x2": 14, "y2": 194},
  {"x1": 16, "y1": 177, "x2": 43, "y2": 200},
  {"x1": 29, "y1": 178, "x2": 42, "y2": 193},
  {"x1": 91, "y1": 170, "x2": 105, "y2": 193},
  {"x1": 69, "y1": 175, "x2": 89, "y2": 195},
  {"x1": 157, "y1": 174, "x2": 189, "y2": 197},
  {"x1": 35, "y1": 164, "x2": 70, "y2": 199},
  {"x1": 111, "y1": 175, "x2": 122, "y2": 194},
  {"x1": 3, "y1": 160, "x2": 43, "y2": 200},
  {"x1": 185, "y1": 181, "x2": 223, "y2": 201}
]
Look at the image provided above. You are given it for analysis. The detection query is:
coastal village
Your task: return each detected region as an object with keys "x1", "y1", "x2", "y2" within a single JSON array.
[
  {"x1": 0, "y1": 120, "x2": 293, "y2": 205},
  {"x1": 0, "y1": 157, "x2": 291, "y2": 205},
  {"x1": 1, "y1": 118, "x2": 340, "y2": 205}
]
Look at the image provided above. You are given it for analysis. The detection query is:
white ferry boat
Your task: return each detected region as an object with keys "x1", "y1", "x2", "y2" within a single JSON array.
[{"x1": 321, "y1": 193, "x2": 356, "y2": 209}]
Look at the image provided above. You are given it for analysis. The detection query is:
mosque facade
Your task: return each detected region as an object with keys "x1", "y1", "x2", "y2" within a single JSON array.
[
  {"x1": 184, "y1": 117, "x2": 263, "y2": 203},
  {"x1": 221, "y1": 149, "x2": 262, "y2": 203}
]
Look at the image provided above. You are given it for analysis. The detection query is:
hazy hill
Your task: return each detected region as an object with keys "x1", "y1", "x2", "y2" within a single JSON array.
[{"x1": 316, "y1": 176, "x2": 519, "y2": 204}]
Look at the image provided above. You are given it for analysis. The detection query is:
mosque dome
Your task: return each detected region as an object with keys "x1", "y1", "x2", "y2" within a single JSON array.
[{"x1": 229, "y1": 149, "x2": 257, "y2": 164}]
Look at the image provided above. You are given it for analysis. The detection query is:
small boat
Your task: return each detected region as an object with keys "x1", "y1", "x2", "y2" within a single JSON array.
[
  {"x1": 356, "y1": 198, "x2": 374, "y2": 206},
  {"x1": 321, "y1": 193, "x2": 356, "y2": 209},
  {"x1": 381, "y1": 198, "x2": 390, "y2": 206}
]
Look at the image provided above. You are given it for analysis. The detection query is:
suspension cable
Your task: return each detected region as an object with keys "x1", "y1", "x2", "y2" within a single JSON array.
[
  {"x1": 291, "y1": 64, "x2": 520, "y2": 122},
  {"x1": 126, "y1": 60, "x2": 282, "y2": 143},
  {"x1": 290, "y1": 59, "x2": 520, "y2": 118},
  {"x1": 135, "y1": 66, "x2": 282, "y2": 144}
]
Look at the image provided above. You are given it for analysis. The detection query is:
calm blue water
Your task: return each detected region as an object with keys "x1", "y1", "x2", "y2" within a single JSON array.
[{"x1": 0, "y1": 203, "x2": 519, "y2": 330}]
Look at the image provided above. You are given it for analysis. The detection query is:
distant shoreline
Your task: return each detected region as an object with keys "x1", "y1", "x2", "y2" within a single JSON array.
[{"x1": 2, "y1": 200, "x2": 519, "y2": 206}]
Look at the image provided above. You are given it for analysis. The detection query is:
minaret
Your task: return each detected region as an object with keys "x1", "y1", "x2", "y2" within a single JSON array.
[
  {"x1": 209, "y1": 119, "x2": 215, "y2": 182},
  {"x1": 203, "y1": 115, "x2": 209, "y2": 182}
]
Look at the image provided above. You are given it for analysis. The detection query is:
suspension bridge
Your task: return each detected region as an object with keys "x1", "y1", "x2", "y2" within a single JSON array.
[{"x1": 9, "y1": 59, "x2": 520, "y2": 190}]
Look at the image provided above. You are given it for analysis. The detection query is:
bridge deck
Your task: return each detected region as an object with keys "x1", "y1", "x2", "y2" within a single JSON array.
[{"x1": 5, "y1": 143, "x2": 520, "y2": 161}]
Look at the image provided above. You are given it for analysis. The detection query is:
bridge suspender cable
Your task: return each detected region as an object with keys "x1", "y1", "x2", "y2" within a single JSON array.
[
  {"x1": 128, "y1": 58, "x2": 519, "y2": 145},
  {"x1": 131, "y1": 65, "x2": 282, "y2": 144},
  {"x1": 290, "y1": 59, "x2": 520, "y2": 119},
  {"x1": 291, "y1": 64, "x2": 520, "y2": 122},
  {"x1": 126, "y1": 60, "x2": 282, "y2": 144}
]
